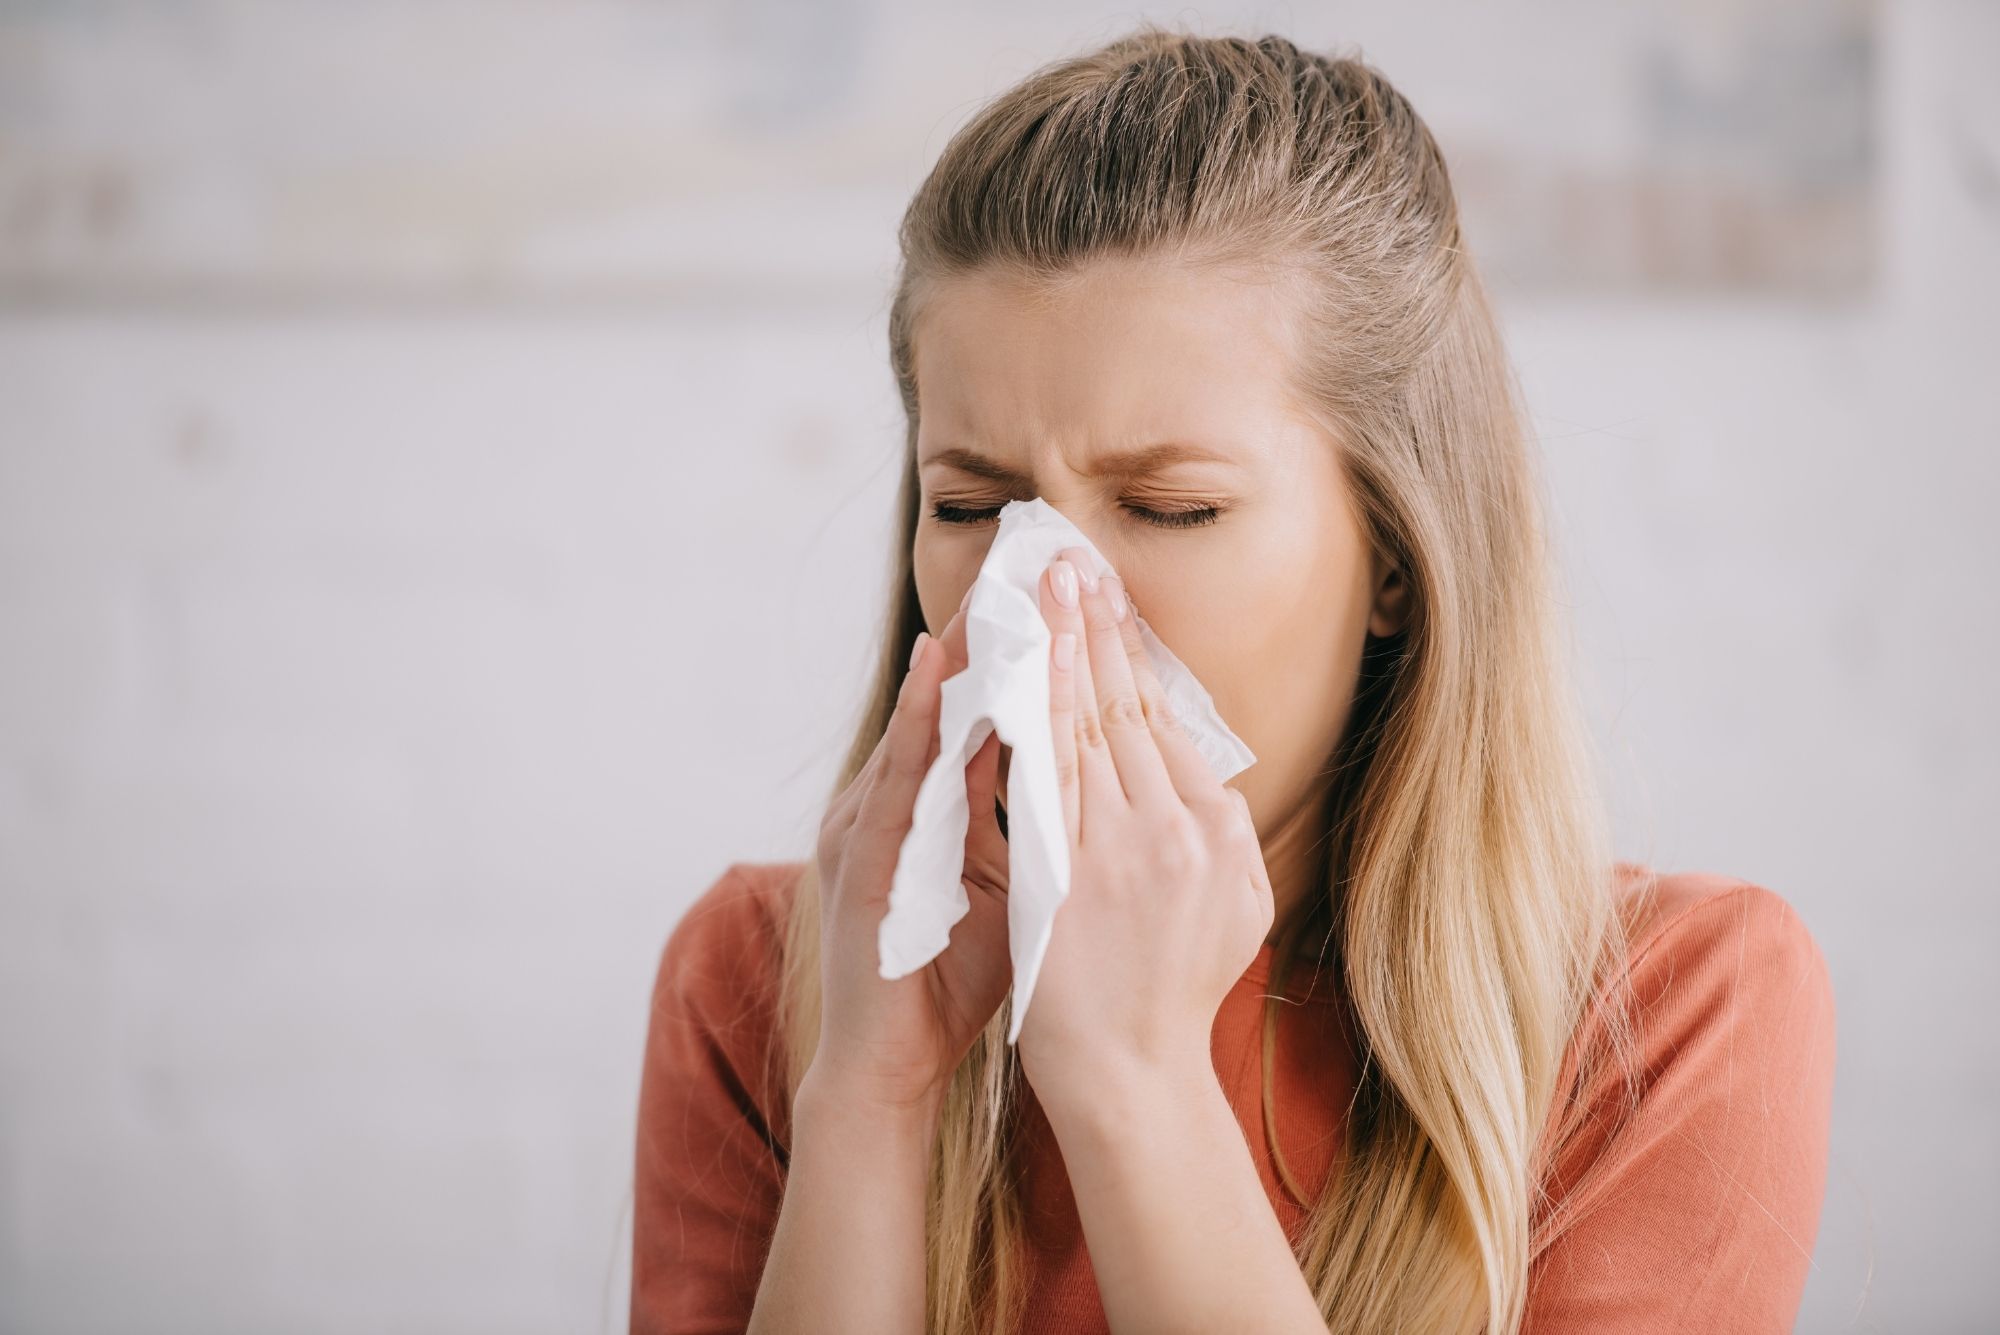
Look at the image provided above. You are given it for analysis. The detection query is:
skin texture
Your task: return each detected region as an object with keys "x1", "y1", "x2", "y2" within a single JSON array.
[{"x1": 911, "y1": 256, "x2": 1411, "y2": 942}]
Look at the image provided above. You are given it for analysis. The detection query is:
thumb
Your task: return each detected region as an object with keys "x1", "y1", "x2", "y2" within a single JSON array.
[
  {"x1": 965, "y1": 728, "x2": 1001, "y2": 812},
  {"x1": 1229, "y1": 788, "x2": 1273, "y2": 903},
  {"x1": 962, "y1": 730, "x2": 1009, "y2": 888}
]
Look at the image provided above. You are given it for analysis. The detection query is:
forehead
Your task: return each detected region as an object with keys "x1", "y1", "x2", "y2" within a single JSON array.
[{"x1": 911, "y1": 257, "x2": 1306, "y2": 464}]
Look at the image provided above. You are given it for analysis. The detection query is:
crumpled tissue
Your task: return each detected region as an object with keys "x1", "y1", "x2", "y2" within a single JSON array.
[{"x1": 876, "y1": 496, "x2": 1257, "y2": 1044}]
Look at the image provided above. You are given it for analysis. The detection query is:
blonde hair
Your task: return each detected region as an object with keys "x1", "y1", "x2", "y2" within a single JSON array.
[{"x1": 769, "y1": 25, "x2": 1635, "y2": 1334}]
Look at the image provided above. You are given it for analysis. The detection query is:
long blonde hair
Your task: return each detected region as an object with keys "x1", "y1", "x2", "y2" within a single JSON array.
[{"x1": 769, "y1": 26, "x2": 1634, "y2": 1334}]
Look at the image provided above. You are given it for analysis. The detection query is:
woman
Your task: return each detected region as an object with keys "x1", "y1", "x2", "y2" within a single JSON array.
[{"x1": 633, "y1": 27, "x2": 1835, "y2": 1335}]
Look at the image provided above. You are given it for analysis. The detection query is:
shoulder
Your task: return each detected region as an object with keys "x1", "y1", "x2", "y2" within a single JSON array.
[
  {"x1": 1583, "y1": 859, "x2": 1837, "y2": 1100},
  {"x1": 657, "y1": 860, "x2": 803, "y2": 978},
  {"x1": 652, "y1": 859, "x2": 807, "y2": 1026},
  {"x1": 1526, "y1": 863, "x2": 1838, "y2": 1326},
  {"x1": 633, "y1": 860, "x2": 810, "y2": 1328},
  {"x1": 1614, "y1": 858, "x2": 1826, "y2": 969},
  {"x1": 1607, "y1": 860, "x2": 1835, "y2": 1053},
  {"x1": 1599, "y1": 860, "x2": 1837, "y2": 1135},
  {"x1": 645, "y1": 860, "x2": 809, "y2": 1121}
]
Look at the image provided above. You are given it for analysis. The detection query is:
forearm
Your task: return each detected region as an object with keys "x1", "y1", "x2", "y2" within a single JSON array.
[
  {"x1": 747, "y1": 1069, "x2": 937, "y2": 1335},
  {"x1": 1042, "y1": 1060, "x2": 1325, "y2": 1335}
]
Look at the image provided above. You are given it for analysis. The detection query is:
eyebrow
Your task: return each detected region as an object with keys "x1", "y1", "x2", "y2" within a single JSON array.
[{"x1": 919, "y1": 441, "x2": 1241, "y2": 485}]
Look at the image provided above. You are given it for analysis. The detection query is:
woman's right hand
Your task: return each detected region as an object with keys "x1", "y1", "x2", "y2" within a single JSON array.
[{"x1": 806, "y1": 595, "x2": 1014, "y2": 1120}]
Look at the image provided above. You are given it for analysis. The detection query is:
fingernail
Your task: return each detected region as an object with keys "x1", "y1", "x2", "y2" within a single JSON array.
[
  {"x1": 1107, "y1": 582, "x2": 1127, "y2": 621},
  {"x1": 1070, "y1": 553, "x2": 1100, "y2": 592},
  {"x1": 1051, "y1": 560, "x2": 1079, "y2": 608},
  {"x1": 908, "y1": 631, "x2": 930, "y2": 671},
  {"x1": 1053, "y1": 632, "x2": 1075, "y2": 670}
]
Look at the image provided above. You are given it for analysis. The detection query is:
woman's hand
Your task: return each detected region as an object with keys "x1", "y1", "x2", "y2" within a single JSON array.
[
  {"x1": 1014, "y1": 548, "x2": 1275, "y2": 1116},
  {"x1": 807, "y1": 592, "x2": 1014, "y2": 1121}
]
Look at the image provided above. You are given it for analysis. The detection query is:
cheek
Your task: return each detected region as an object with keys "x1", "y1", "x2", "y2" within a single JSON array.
[
  {"x1": 1133, "y1": 567, "x2": 1290, "y2": 719},
  {"x1": 910, "y1": 529, "x2": 956, "y2": 625},
  {"x1": 1138, "y1": 566, "x2": 1357, "y2": 787},
  {"x1": 911, "y1": 532, "x2": 986, "y2": 632}
]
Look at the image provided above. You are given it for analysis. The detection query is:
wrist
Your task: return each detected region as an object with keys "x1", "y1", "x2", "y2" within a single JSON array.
[
  {"x1": 1031, "y1": 1045, "x2": 1224, "y2": 1143},
  {"x1": 796, "y1": 1063, "x2": 945, "y2": 1148}
]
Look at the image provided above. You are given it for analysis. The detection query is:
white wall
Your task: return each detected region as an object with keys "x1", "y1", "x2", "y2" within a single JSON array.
[{"x1": 2, "y1": 2, "x2": 1994, "y2": 1331}]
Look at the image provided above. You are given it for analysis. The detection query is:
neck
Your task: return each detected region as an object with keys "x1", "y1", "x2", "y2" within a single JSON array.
[{"x1": 1255, "y1": 781, "x2": 1333, "y2": 948}]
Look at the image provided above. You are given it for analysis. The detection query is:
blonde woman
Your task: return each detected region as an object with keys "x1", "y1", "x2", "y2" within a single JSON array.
[{"x1": 634, "y1": 27, "x2": 1835, "y2": 1335}]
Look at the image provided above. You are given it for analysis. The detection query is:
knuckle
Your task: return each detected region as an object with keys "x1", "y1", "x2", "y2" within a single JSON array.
[
  {"x1": 1075, "y1": 707, "x2": 1106, "y2": 752},
  {"x1": 1101, "y1": 692, "x2": 1147, "y2": 733},
  {"x1": 818, "y1": 801, "x2": 860, "y2": 863},
  {"x1": 880, "y1": 740, "x2": 930, "y2": 789},
  {"x1": 843, "y1": 756, "x2": 879, "y2": 801},
  {"x1": 851, "y1": 781, "x2": 907, "y2": 836},
  {"x1": 1152, "y1": 813, "x2": 1205, "y2": 876},
  {"x1": 849, "y1": 809, "x2": 892, "y2": 845},
  {"x1": 1185, "y1": 788, "x2": 1230, "y2": 826},
  {"x1": 864, "y1": 737, "x2": 927, "y2": 795},
  {"x1": 815, "y1": 839, "x2": 847, "y2": 898},
  {"x1": 819, "y1": 790, "x2": 850, "y2": 836}
]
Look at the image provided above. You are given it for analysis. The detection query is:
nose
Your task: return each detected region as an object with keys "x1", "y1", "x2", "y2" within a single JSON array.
[{"x1": 1026, "y1": 496, "x2": 1115, "y2": 571}]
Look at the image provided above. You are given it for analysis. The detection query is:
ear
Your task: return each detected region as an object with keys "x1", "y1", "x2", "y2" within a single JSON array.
[{"x1": 1367, "y1": 552, "x2": 1412, "y2": 638}]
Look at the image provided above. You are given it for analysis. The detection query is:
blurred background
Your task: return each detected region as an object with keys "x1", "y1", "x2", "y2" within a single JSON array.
[{"x1": 1, "y1": 1, "x2": 1995, "y2": 1331}]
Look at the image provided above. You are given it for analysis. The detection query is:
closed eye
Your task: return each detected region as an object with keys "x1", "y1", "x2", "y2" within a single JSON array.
[{"x1": 928, "y1": 501, "x2": 1222, "y2": 529}]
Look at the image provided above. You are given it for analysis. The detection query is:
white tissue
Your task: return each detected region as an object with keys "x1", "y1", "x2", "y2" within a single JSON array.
[{"x1": 876, "y1": 497, "x2": 1257, "y2": 1044}]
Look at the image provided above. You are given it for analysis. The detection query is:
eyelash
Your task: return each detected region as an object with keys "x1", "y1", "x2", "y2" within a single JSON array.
[{"x1": 929, "y1": 501, "x2": 1223, "y2": 530}]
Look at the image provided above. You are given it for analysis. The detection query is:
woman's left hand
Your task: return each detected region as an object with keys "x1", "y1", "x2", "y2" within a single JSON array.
[{"x1": 1013, "y1": 545, "x2": 1275, "y2": 1116}]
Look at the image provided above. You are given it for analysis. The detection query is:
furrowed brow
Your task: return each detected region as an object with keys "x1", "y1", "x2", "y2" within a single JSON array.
[
  {"x1": 921, "y1": 447, "x2": 1032, "y2": 486},
  {"x1": 920, "y1": 441, "x2": 1238, "y2": 485}
]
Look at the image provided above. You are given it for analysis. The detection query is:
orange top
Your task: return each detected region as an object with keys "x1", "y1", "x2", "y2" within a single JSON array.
[{"x1": 632, "y1": 860, "x2": 1835, "y2": 1334}]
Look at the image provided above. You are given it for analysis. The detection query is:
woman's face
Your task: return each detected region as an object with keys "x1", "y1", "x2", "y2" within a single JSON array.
[{"x1": 909, "y1": 256, "x2": 1406, "y2": 904}]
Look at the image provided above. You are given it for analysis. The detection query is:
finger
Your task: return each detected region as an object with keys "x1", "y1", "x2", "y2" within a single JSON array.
[
  {"x1": 962, "y1": 730, "x2": 1009, "y2": 885},
  {"x1": 1110, "y1": 588, "x2": 1226, "y2": 806},
  {"x1": 856, "y1": 603, "x2": 957, "y2": 791},
  {"x1": 855, "y1": 628, "x2": 947, "y2": 839},
  {"x1": 934, "y1": 594, "x2": 1006, "y2": 834},
  {"x1": 1060, "y1": 563, "x2": 1129, "y2": 821},
  {"x1": 837, "y1": 598, "x2": 965, "y2": 848},
  {"x1": 919, "y1": 597, "x2": 977, "y2": 775},
  {"x1": 1048, "y1": 559, "x2": 1128, "y2": 839},
  {"x1": 1043, "y1": 554, "x2": 1124, "y2": 831},
  {"x1": 1231, "y1": 787, "x2": 1275, "y2": 914},
  {"x1": 1047, "y1": 625, "x2": 1081, "y2": 841},
  {"x1": 937, "y1": 583, "x2": 975, "y2": 676},
  {"x1": 852, "y1": 590, "x2": 977, "y2": 849},
  {"x1": 1073, "y1": 561, "x2": 1177, "y2": 811},
  {"x1": 965, "y1": 727, "x2": 1001, "y2": 821}
]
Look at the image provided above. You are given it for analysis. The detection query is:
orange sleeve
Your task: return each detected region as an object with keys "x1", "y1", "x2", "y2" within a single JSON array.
[
  {"x1": 631, "y1": 863, "x2": 795, "y2": 1335},
  {"x1": 1523, "y1": 879, "x2": 1837, "y2": 1334}
]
